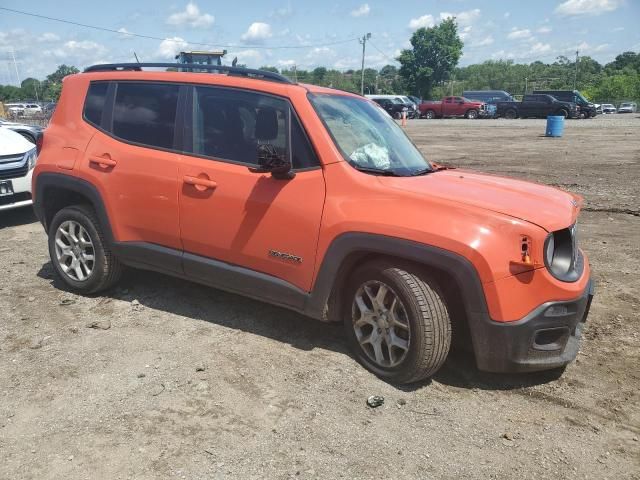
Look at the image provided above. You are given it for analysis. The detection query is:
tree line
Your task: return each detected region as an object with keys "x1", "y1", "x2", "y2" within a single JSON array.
[{"x1": 1, "y1": 19, "x2": 638, "y2": 105}]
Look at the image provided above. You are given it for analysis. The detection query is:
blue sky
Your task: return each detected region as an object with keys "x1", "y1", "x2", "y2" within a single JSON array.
[{"x1": 0, "y1": 0, "x2": 639, "y2": 84}]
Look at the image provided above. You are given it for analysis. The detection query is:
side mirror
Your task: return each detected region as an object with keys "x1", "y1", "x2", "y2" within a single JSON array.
[{"x1": 248, "y1": 144, "x2": 295, "y2": 180}]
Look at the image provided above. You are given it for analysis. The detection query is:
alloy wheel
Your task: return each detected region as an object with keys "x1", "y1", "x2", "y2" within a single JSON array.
[
  {"x1": 351, "y1": 280, "x2": 411, "y2": 368},
  {"x1": 54, "y1": 220, "x2": 95, "y2": 282}
]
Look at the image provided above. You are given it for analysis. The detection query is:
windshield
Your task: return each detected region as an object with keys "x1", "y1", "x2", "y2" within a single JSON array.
[
  {"x1": 309, "y1": 93, "x2": 431, "y2": 175},
  {"x1": 620, "y1": 103, "x2": 631, "y2": 107},
  {"x1": 575, "y1": 92, "x2": 590, "y2": 104}
]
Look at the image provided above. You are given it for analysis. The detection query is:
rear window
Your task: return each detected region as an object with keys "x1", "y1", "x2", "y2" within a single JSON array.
[
  {"x1": 84, "y1": 82, "x2": 109, "y2": 127},
  {"x1": 112, "y1": 82, "x2": 180, "y2": 150}
]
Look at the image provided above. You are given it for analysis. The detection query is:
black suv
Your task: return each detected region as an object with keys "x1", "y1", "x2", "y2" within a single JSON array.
[
  {"x1": 371, "y1": 98, "x2": 409, "y2": 119},
  {"x1": 533, "y1": 90, "x2": 596, "y2": 118},
  {"x1": 497, "y1": 94, "x2": 579, "y2": 119}
]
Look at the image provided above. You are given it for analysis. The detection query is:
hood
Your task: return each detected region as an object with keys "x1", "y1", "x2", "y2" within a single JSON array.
[
  {"x1": 379, "y1": 169, "x2": 581, "y2": 232},
  {"x1": 0, "y1": 127, "x2": 34, "y2": 156}
]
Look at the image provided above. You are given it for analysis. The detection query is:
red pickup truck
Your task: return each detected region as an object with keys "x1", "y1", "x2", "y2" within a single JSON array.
[{"x1": 419, "y1": 96, "x2": 487, "y2": 119}]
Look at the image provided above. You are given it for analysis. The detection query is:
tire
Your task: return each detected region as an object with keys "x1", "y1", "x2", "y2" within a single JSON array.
[
  {"x1": 424, "y1": 110, "x2": 435, "y2": 119},
  {"x1": 394, "y1": 112, "x2": 402, "y2": 120},
  {"x1": 558, "y1": 109, "x2": 569, "y2": 119},
  {"x1": 465, "y1": 109, "x2": 478, "y2": 119},
  {"x1": 48, "y1": 205, "x2": 122, "y2": 294},
  {"x1": 504, "y1": 109, "x2": 517, "y2": 119},
  {"x1": 343, "y1": 261, "x2": 451, "y2": 384}
]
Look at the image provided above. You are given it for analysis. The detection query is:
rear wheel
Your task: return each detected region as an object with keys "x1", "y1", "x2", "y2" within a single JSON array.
[
  {"x1": 48, "y1": 205, "x2": 122, "y2": 294},
  {"x1": 424, "y1": 110, "x2": 436, "y2": 119},
  {"x1": 558, "y1": 109, "x2": 569, "y2": 119},
  {"x1": 344, "y1": 262, "x2": 451, "y2": 384},
  {"x1": 504, "y1": 109, "x2": 517, "y2": 119}
]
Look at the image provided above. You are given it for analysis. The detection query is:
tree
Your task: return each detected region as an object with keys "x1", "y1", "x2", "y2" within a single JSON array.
[
  {"x1": 259, "y1": 66, "x2": 280, "y2": 73},
  {"x1": 46, "y1": 65, "x2": 80, "y2": 85},
  {"x1": 397, "y1": 18, "x2": 463, "y2": 98},
  {"x1": 20, "y1": 78, "x2": 42, "y2": 100}
]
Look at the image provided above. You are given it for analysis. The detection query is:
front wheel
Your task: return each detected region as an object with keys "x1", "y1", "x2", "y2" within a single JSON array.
[
  {"x1": 558, "y1": 109, "x2": 569, "y2": 119},
  {"x1": 465, "y1": 109, "x2": 478, "y2": 119},
  {"x1": 344, "y1": 262, "x2": 451, "y2": 384},
  {"x1": 424, "y1": 110, "x2": 436, "y2": 119},
  {"x1": 48, "y1": 205, "x2": 122, "y2": 294},
  {"x1": 504, "y1": 109, "x2": 517, "y2": 119}
]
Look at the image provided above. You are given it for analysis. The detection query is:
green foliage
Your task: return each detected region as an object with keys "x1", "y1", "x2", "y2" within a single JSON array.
[
  {"x1": 46, "y1": 64, "x2": 80, "y2": 85},
  {"x1": 398, "y1": 18, "x2": 464, "y2": 98}
]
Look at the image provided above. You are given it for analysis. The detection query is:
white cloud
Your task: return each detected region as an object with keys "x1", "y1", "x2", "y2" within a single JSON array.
[
  {"x1": 531, "y1": 42, "x2": 552, "y2": 54},
  {"x1": 157, "y1": 37, "x2": 189, "y2": 59},
  {"x1": 235, "y1": 49, "x2": 264, "y2": 66},
  {"x1": 460, "y1": 25, "x2": 473, "y2": 40},
  {"x1": 537, "y1": 26, "x2": 552, "y2": 34},
  {"x1": 270, "y1": 3, "x2": 294, "y2": 19},
  {"x1": 613, "y1": 26, "x2": 624, "y2": 31},
  {"x1": 241, "y1": 22, "x2": 273, "y2": 43},
  {"x1": 504, "y1": 12, "x2": 511, "y2": 19},
  {"x1": 351, "y1": 4, "x2": 370, "y2": 17},
  {"x1": 507, "y1": 28, "x2": 533, "y2": 40},
  {"x1": 277, "y1": 59, "x2": 296, "y2": 67},
  {"x1": 439, "y1": 9, "x2": 481, "y2": 26},
  {"x1": 408, "y1": 14, "x2": 435, "y2": 30},
  {"x1": 473, "y1": 35, "x2": 494, "y2": 47},
  {"x1": 555, "y1": 0, "x2": 623, "y2": 16},
  {"x1": 166, "y1": 3, "x2": 214, "y2": 28},
  {"x1": 117, "y1": 27, "x2": 133, "y2": 39},
  {"x1": 37, "y1": 32, "x2": 60, "y2": 42}
]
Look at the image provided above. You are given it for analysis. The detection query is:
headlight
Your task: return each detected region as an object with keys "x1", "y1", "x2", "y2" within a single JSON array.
[
  {"x1": 544, "y1": 224, "x2": 582, "y2": 282},
  {"x1": 24, "y1": 148, "x2": 37, "y2": 169}
]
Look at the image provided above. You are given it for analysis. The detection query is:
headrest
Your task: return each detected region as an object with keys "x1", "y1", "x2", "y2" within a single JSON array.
[{"x1": 255, "y1": 107, "x2": 278, "y2": 141}]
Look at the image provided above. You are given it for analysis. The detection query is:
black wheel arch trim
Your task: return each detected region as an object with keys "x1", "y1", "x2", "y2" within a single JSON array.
[
  {"x1": 305, "y1": 232, "x2": 489, "y2": 321},
  {"x1": 33, "y1": 172, "x2": 114, "y2": 244}
]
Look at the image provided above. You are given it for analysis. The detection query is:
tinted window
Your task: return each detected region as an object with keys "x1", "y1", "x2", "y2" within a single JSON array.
[
  {"x1": 112, "y1": 82, "x2": 179, "y2": 149},
  {"x1": 191, "y1": 86, "x2": 287, "y2": 166},
  {"x1": 84, "y1": 82, "x2": 109, "y2": 127},
  {"x1": 291, "y1": 116, "x2": 318, "y2": 169}
]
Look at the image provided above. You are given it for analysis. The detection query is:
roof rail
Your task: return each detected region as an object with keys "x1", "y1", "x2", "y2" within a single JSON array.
[{"x1": 83, "y1": 63, "x2": 294, "y2": 84}]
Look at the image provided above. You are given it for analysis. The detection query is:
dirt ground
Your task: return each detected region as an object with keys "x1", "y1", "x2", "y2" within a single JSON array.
[{"x1": 1, "y1": 115, "x2": 638, "y2": 480}]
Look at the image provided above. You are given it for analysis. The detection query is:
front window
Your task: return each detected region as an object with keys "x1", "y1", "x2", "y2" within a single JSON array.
[{"x1": 309, "y1": 93, "x2": 431, "y2": 176}]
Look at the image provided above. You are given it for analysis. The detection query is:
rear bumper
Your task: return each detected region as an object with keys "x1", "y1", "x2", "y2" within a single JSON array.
[{"x1": 471, "y1": 278, "x2": 594, "y2": 373}]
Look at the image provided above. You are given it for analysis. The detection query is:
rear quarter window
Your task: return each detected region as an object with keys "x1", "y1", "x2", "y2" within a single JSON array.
[{"x1": 84, "y1": 82, "x2": 109, "y2": 127}]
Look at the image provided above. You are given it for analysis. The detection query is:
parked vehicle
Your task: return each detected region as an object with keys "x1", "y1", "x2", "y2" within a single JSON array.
[
  {"x1": 367, "y1": 95, "x2": 416, "y2": 118},
  {"x1": 533, "y1": 90, "x2": 597, "y2": 118},
  {"x1": 496, "y1": 94, "x2": 579, "y2": 119},
  {"x1": 369, "y1": 97, "x2": 409, "y2": 119},
  {"x1": 601, "y1": 104, "x2": 617, "y2": 114},
  {"x1": 419, "y1": 96, "x2": 488, "y2": 119},
  {"x1": 617, "y1": 102, "x2": 637, "y2": 113},
  {"x1": 594, "y1": 104, "x2": 603, "y2": 115},
  {"x1": 463, "y1": 90, "x2": 514, "y2": 105},
  {"x1": 33, "y1": 62, "x2": 593, "y2": 383},
  {"x1": 0, "y1": 127, "x2": 38, "y2": 211},
  {"x1": 5, "y1": 103, "x2": 42, "y2": 117},
  {"x1": 407, "y1": 95, "x2": 422, "y2": 106},
  {"x1": 0, "y1": 119, "x2": 44, "y2": 144}
]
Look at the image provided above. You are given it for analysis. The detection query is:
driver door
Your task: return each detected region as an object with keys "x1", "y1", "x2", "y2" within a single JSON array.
[{"x1": 177, "y1": 85, "x2": 325, "y2": 292}]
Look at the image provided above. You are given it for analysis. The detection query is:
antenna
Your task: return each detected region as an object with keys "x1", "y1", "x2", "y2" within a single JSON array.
[{"x1": 133, "y1": 52, "x2": 141, "y2": 63}]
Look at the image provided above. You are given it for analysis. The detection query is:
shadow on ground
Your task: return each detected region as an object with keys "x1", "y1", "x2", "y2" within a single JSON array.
[
  {"x1": 0, "y1": 206, "x2": 37, "y2": 229},
  {"x1": 38, "y1": 262, "x2": 563, "y2": 392}
]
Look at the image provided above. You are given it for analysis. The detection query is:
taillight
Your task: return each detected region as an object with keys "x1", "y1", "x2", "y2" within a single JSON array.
[{"x1": 36, "y1": 132, "x2": 43, "y2": 155}]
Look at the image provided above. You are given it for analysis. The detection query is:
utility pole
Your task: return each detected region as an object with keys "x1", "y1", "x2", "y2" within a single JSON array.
[
  {"x1": 292, "y1": 64, "x2": 298, "y2": 82},
  {"x1": 574, "y1": 49, "x2": 579, "y2": 90},
  {"x1": 359, "y1": 33, "x2": 371, "y2": 95},
  {"x1": 10, "y1": 49, "x2": 20, "y2": 86},
  {"x1": 525, "y1": 77, "x2": 528, "y2": 94}
]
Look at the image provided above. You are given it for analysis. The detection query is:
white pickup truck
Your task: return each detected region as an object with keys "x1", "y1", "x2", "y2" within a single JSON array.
[{"x1": 0, "y1": 127, "x2": 38, "y2": 211}]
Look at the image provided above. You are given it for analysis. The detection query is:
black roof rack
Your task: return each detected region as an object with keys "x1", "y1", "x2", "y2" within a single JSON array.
[{"x1": 83, "y1": 63, "x2": 294, "y2": 84}]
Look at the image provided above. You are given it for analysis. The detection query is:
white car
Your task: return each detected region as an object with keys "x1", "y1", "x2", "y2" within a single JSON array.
[
  {"x1": 0, "y1": 128, "x2": 37, "y2": 211},
  {"x1": 602, "y1": 104, "x2": 617, "y2": 114},
  {"x1": 617, "y1": 102, "x2": 637, "y2": 113},
  {"x1": 5, "y1": 103, "x2": 42, "y2": 117}
]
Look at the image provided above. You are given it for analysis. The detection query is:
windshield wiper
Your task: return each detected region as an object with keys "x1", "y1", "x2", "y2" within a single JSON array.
[
  {"x1": 411, "y1": 167, "x2": 433, "y2": 176},
  {"x1": 352, "y1": 165, "x2": 401, "y2": 176}
]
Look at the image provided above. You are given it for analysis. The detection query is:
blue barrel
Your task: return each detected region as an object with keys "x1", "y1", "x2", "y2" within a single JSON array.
[{"x1": 546, "y1": 115, "x2": 565, "y2": 137}]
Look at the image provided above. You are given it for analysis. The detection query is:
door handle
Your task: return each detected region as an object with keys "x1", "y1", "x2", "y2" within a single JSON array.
[
  {"x1": 183, "y1": 175, "x2": 217, "y2": 190},
  {"x1": 89, "y1": 155, "x2": 117, "y2": 168}
]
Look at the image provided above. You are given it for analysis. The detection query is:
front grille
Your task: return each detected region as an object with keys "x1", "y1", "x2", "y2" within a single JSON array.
[
  {"x1": 0, "y1": 153, "x2": 28, "y2": 180},
  {"x1": 0, "y1": 192, "x2": 31, "y2": 206}
]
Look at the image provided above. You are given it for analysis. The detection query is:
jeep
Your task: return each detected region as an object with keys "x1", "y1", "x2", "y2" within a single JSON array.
[{"x1": 32, "y1": 63, "x2": 593, "y2": 384}]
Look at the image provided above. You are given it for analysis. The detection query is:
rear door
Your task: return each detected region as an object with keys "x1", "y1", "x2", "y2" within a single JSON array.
[
  {"x1": 80, "y1": 81, "x2": 183, "y2": 260},
  {"x1": 177, "y1": 85, "x2": 325, "y2": 292}
]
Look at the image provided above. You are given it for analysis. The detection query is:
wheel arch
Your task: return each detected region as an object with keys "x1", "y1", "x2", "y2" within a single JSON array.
[
  {"x1": 34, "y1": 172, "x2": 114, "y2": 244},
  {"x1": 306, "y1": 233, "x2": 489, "y2": 351}
]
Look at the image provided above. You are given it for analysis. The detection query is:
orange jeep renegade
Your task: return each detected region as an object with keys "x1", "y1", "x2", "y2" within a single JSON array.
[{"x1": 32, "y1": 63, "x2": 593, "y2": 383}]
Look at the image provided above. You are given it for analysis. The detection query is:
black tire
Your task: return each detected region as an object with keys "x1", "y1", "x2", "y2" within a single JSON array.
[
  {"x1": 558, "y1": 109, "x2": 569, "y2": 119},
  {"x1": 466, "y1": 109, "x2": 479, "y2": 119},
  {"x1": 343, "y1": 261, "x2": 451, "y2": 384},
  {"x1": 505, "y1": 109, "x2": 517, "y2": 119},
  {"x1": 424, "y1": 110, "x2": 436, "y2": 119},
  {"x1": 394, "y1": 112, "x2": 402, "y2": 120},
  {"x1": 48, "y1": 205, "x2": 122, "y2": 294}
]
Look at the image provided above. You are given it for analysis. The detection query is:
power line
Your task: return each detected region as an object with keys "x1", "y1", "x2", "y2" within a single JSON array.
[
  {"x1": 0, "y1": 7, "x2": 358, "y2": 51},
  {"x1": 368, "y1": 41, "x2": 399, "y2": 64}
]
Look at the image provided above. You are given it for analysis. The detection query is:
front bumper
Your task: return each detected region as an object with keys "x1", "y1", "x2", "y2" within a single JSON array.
[
  {"x1": 0, "y1": 169, "x2": 33, "y2": 212},
  {"x1": 472, "y1": 278, "x2": 594, "y2": 373}
]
